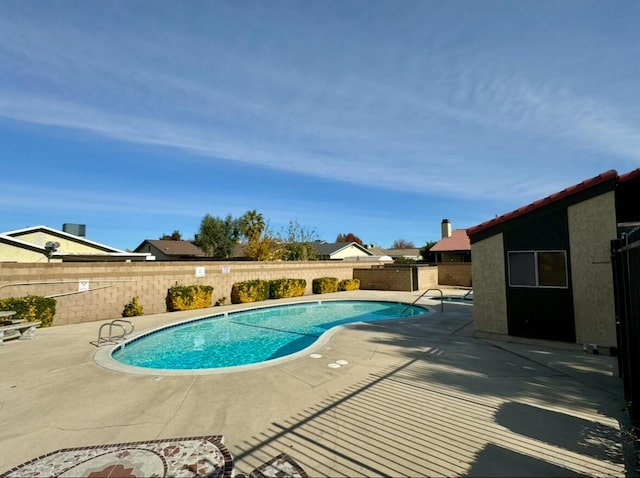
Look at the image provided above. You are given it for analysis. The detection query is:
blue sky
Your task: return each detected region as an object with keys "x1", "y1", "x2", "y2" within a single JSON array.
[{"x1": 1, "y1": 1, "x2": 639, "y2": 251}]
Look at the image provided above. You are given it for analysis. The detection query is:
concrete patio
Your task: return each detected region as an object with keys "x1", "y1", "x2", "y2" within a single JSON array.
[{"x1": 0, "y1": 289, "x2": 635, "y2": 477}]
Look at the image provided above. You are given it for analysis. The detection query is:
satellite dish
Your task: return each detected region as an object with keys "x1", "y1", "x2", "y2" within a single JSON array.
[
  {"x1": 44, "y1": 242, "x2": 60, "y2": 257},
  {"x1": 44, "y1": 241, "x2": 60, "y2": 262}
]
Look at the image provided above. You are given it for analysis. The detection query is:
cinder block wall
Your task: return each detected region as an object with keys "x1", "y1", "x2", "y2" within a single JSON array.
[
  {"x1": 354, "y1": 267, "x2": 413, "y2": 291},
  {"x1": 437, "y1": 263, "x2": 472, "y2": 287},
  {"x1": 0, "y1": 261, "x2": 375, "y2": 326},
  {"x1": 417, "y1": 267, "x2": 439, "y2": 289},
  {"x1": 354, "y1": 266, "x2": 439, "y2": 291}
]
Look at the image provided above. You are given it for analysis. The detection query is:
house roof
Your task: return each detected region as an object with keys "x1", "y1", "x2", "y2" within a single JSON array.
[
  {"x1": 619, "y1": 168, "x2": 640, "y2": 183},
  {"x1": 4, "y1": 225, "x2": 125, "y2": 253},
  {"x1": 1, "y1": 225, "x2": 151, "y2": 261},
  {"x1": 312, "y1": 242, "x2": 373, "y2": 257},
  {"x1": 430, "y1": 229, "x2": 470, "y2": 252},
  {"x1": 0, "y1": 233, "x2": 48, "y2": 253},
  {"x1": 366, "y1": 246, "x2": 391, "y2": 256},
  {"x1": 467, "y1": 170, "x2": 619, "y2": 239},
  {"x1": 135, "y1": 240, "x2": 206, "y2": 256}
]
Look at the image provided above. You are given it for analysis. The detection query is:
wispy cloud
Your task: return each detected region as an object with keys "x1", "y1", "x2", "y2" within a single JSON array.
[{"x1": 1, "y1": 0, "x2": 638, "y2": 208}]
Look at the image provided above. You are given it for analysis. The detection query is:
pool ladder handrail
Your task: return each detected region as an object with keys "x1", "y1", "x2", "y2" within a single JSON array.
[
  {"x1": 92, "y1": 319, "x2": 134, "y2": 346},
  {"x1": 402, "y1": 288, "x2": 444, "y2": 315}
]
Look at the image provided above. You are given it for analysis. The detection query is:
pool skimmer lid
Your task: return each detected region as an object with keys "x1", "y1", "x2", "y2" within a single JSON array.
[{"x1": 328, "y1": 359, "x2": 349, "y2": 368}]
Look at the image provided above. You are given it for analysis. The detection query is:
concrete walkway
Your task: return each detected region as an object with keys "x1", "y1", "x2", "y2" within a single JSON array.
[{"x1": 0, "y1": 289, "x2": 635, "y2": 477}]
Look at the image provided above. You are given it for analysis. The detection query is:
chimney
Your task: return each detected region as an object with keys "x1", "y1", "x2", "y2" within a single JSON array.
[{"x1": 441, "y1": 219, "x2": 452, "y2": 238}]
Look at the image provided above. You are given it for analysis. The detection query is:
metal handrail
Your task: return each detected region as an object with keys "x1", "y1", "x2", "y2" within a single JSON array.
[
  {"x1": 93, "y1": 319, "x2": 134, "y2": 346},
  {"x1": 402, "y1": 288, "x2": 444, "y2": 315},
  {"x1": 110, "y1": 319, "x2": 134, "y2": 336}
]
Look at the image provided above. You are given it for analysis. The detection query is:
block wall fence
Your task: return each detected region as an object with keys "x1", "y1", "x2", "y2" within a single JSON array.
[
  {"x1": 437, "y1": 263, "x2": 473, "y2": 287},
  {"x1": 0, "y1": 261, "x2": 470, "y2": 326},
  {"x1": 0, "y1": 261, "x2": 373, "y2": 326}
]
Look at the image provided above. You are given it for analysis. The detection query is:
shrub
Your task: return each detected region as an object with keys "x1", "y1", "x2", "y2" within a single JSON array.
[
  {"x1": 166, "y1": 285, "x2": 213, "y2": 312},
  {"x1": 269, "y1": 279, "x2": 306, "y2": 299},
  {"x1": 0, "y1": 295, "x2": 56, "y2": 327},
  {"x1": 338, "y1": 278, "x2": 360, "y2": 291},
  {"x1": 122, "y1": 296, "x2": 144, "y2": 317},
  {"x1": 312, "y1": 277, "x2": 339, "y2": 294},
  {"x1": 231, "y1": 279, "x2": 270, "y2": 304}
]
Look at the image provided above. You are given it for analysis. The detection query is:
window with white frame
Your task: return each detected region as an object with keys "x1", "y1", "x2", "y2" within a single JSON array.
[{"x1": 508, "y1": 250, "x2": 567, "y2": 288}]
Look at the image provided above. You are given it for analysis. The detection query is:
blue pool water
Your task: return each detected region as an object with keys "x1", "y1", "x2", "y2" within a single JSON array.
[{"x1": 112, "y1": 300, "x2": 427, "y2": 370}]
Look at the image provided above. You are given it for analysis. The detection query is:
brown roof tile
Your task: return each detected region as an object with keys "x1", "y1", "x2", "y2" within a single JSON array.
[
  {"x1": 467, "y1": 170, "x2": 618, "y2": 238},
  {"x1": 139, "y1": 240, "x2": 206, "y2": 256},
  {"x1": 619, "y1": 167, "x2": 640, "y2": 183},
  {"x1": 430, "y1": 229, "x2": 470, "y2": 252}
]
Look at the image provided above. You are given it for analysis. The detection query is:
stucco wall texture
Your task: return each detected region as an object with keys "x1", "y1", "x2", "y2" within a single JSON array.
[
  {"x1": 470, "y1": 233, "x2": 508, "y2": 336},
  {"x1": 568, "y1": 191, "x2": 617, "y2": 348}
]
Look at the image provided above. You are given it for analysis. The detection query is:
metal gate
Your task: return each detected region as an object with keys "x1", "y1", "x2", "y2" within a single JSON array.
[{"x1": 612, "y1": 226, "x2": 640, "y2": 432}]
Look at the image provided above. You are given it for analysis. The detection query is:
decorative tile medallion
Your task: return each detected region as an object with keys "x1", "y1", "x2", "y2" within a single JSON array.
[
  {"x1": 249, "y1": 453, "x2": 308, "y2": 478},
  {"x1": 0, "y1": 435, "x2": 233, "y2": 478}
]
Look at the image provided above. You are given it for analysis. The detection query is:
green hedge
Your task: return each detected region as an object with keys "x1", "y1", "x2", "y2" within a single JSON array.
[
  {"x1": 0, "y1": 295, "x2": 56, "y2": 327},
  {"x1": 122, "y1": 296, "x2": 144, "y2": 317},
  {"x1": 166, "y1": 285, "x2": 213, "y2": 312},
  {"x1": 231, "y1": 279, "x2": 271, "y2": 304},
  {"x1": 312, "y1": 277, "x2": 339, "y2": 294},
  {"x1": 338, "y1": 278, "x2": 360, "y2": 291},
  {"x1": 269, "y1": 279, "x2": 306, "y2": 299}
]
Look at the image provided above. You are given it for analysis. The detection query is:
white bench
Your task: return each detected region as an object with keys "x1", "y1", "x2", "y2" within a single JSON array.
[{"x1": 0, "y1": 321, "x2": 41, "y2": 345}]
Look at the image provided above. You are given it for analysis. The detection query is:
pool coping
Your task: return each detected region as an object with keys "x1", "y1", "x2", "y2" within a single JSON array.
[{"x1": 93, "y1": 298, "x2": 433, "y2": 376}]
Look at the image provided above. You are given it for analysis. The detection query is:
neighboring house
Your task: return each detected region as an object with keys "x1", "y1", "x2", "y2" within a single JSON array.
[
  {"x1": 134, "y1": 239, "x2": 206, "y2": 261},
  {"x1": 363, "y1": 245, "x2": 394, "y2": 261},
  {"x1": 0, "y1": 225, "x2": 151, "y2": 263},
  {"x1": 467, "y1": 168, "x2": 640, "y2": 350},
  {"x1": 430, "y1": 219, "x2": 471, "y2": 262},
  {"x1": 312, "y1": 242, "x2": 376, "y2": 260}
]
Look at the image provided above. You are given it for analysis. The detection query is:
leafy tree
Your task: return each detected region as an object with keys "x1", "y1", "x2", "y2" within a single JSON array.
[
  {"x1": 419, "y1": 240, "x2": 439, "y2": 262},
  {"x1": 159, "y1": 230, "x2": 183, "y2": 240},
  {"x1": 391, "y1": 239, "x2": 415, "y2": 249},
  {"x1": 245, "y1": 233, "x2": 283, "y2": 261},
  {"x1": 194, "y1": 214, "x2": 239, "y2": 259},
  {"x1": 336, "y1": 232, "x2": 363, "y2": 245},
  {"x1": 238, "y1": 210, "x2": 265, "y2": 242},
  {"x1": 279, "y1": 220, "x2": 319, "y2": 261}
]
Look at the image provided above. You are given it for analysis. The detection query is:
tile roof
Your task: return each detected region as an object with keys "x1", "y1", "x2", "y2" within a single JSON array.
[
  {"x1": 366, "y1": 246, "x2": 390, "y2": 256},
  {"x1": 312, "y1": 242, "x2": 373, "y2": 257},
  {"x1": 429, "y1": 229, "x2": 470, "y2": 252},
  {"x1": 619, "y1": 167, "x2": 640, "y2": 183},
  {"x1": 138, "y1": 240, "x2": 206, "y2": 256},
  {"x1": 467, "y1": 170, "x2": 618, "y2": 238}
]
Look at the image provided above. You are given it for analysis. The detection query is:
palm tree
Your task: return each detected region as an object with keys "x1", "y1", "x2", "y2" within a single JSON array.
[{"x1": 239, "y1": 210, "x2": 265, "y2": 242}]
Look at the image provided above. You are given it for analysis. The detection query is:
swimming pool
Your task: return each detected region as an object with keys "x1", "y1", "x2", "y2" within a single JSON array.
[{"x1": 97, "y1": 300, "x2": 428, "y2": 375}]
